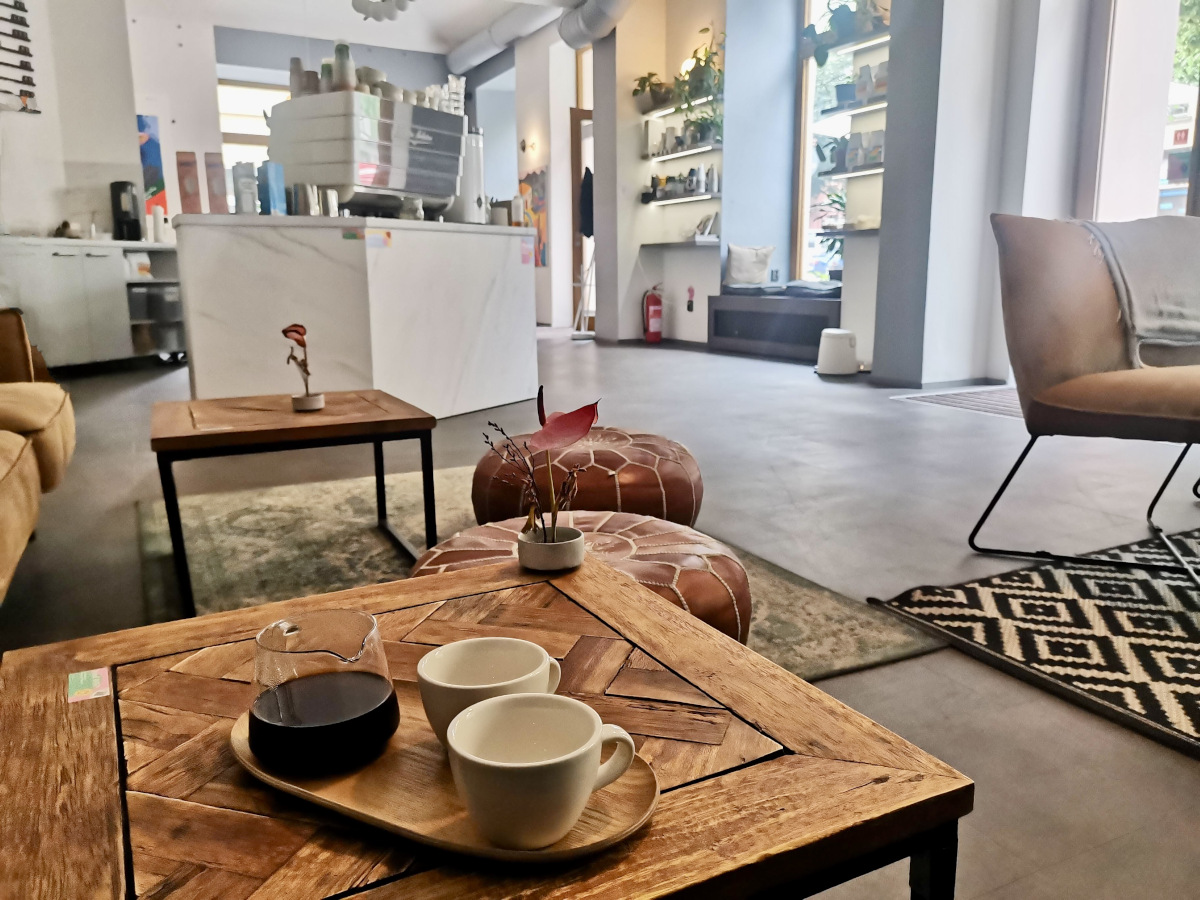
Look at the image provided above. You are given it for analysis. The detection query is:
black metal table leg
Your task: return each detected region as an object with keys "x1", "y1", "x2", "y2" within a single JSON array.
[
  {"x1": 156, "y1": 453, "x2": 196, "y2": 618},
  {"x1": 420, "y1": 430, "x2": 438, "y2": 549},
  {"x1": 910, "y1": 823, "x2": 958, "y2": 900},
  {"x1": 374, "y1": 440, "x2": 421, "y2": 561}
]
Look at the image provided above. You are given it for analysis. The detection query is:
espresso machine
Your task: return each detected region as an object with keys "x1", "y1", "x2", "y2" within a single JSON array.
[{"x1": 110, "y1": 181, "x2": 142, "y2": 241}]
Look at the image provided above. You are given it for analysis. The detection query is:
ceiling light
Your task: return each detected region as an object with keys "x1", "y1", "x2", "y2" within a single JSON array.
[{"x1": 351, "y1": 0, "x2": 413, "y2": 22}]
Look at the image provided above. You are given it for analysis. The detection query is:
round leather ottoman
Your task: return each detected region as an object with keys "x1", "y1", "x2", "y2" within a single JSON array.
[
  {"x1": 472, "y1": 426, "x2": 703, "y2": 527},
  {"x1": 411, "y1": 511, "x2": 751, "y2": 643}
]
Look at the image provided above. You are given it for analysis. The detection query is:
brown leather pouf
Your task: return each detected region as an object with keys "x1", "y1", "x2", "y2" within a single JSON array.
[
  {"x1": 410, "y1": 511, "x2": 751, "y2": 643},
  {"x1": 472, "y1": 426, "x2": 703, "y2": 527}
]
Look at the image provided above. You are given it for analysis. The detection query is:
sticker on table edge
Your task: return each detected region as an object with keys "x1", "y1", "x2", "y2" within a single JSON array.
[{"x1": 67, "y1": 668, "x2": 111, "y2": 703}]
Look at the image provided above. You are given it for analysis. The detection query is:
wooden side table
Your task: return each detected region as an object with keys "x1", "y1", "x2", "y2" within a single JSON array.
[
  {"x1": 1, "y1": 558, "x2": 973, "y2": 899},
  {"x1": 150, "y1": 390, "x2": 437, "y2": 617}
]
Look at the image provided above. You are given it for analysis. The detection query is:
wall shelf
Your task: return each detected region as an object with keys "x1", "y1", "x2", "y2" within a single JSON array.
[
  {"x1": 641, "y1": 238, "x2": 721, "y2": 249},
  {"x1": 817, "y1": 228, "x2": 879, "y2": 237},
  {"x1": 648, "y1": 144, "x2": 722, "y2": 163},
  {"x1": 833, "y1": 31, "x2": 890, "y2": 55},
  {"x1": 650, "y1": 193, "x2": 721, "y2": 207},
  {"x1": 815, "y1": 99, "x2": 888, "y2": 124},
  {"x1": 800, "y1": 30, "x2": 890, "y2": 64},
  {"x1": 642, "y1": 95, "x2": 718, "y2": 121},
  {"x1": 825, "y1": 166, "x2": 884, "y2": 181}
]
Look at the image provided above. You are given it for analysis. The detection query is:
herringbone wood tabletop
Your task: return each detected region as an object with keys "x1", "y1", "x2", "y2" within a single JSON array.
[{"x1": 1, "y1": 559, "x2": 973, "y2": 899}]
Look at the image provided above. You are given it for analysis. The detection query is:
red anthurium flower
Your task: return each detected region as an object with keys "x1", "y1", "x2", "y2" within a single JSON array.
[
  {"x1": 528, "y1": 400, "x2": 599, "y2": 454},
  {"x1": 282, "y1": 324, "x2": 307, "y2": 348}
]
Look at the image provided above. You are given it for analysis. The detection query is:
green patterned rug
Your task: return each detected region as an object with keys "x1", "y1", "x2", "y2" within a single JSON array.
[{"x1": 137, "y1": 467, "x2": 940, "y2": 682}]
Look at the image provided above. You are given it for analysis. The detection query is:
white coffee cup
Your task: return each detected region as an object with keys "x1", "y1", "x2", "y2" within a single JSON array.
[
  {"x1": 417, "y1": 637, "x2": 561, "y2": 746},
  {"x1": 446, "y1": 693, "x2": 636, "y2": 850}
]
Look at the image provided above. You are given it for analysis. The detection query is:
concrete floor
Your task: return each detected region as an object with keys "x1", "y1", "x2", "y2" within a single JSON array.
[{"x1": 5, "y1": 331, "x2": 1200, "y2": 898}]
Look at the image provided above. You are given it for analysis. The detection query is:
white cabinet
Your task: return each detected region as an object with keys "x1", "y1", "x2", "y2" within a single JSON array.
[
  {"x1": 80, "y1": 249, "x2": 134, "y2": 361},
  {"x1": 0, "y1": 238, "x2": 176, "y2": 366},
  {"x1": 0, "y1": 246, "x2": 93, "y2": 366}
]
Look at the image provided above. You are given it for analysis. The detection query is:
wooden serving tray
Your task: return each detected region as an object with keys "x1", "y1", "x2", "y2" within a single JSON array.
[{"x1": 230, "y1": 710, "x2": 659, "y2": 863}]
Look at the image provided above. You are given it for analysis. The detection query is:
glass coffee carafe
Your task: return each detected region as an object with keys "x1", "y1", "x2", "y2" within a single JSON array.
[{"x1": 249, "y1": 610, "x2": 400, "y2": 776}]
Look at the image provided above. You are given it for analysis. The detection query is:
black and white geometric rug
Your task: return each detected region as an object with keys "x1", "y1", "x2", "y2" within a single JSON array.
[{"x1": 876, "y1": 530, "x2": 1200, "y2": 758}]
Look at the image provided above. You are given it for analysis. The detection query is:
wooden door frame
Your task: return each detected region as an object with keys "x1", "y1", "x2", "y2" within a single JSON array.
[{"x1": 570, "y1": 106, "x2": 594, "y2": 328}]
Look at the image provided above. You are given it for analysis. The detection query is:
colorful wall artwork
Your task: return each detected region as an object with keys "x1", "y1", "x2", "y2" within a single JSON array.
[
  {"x1": 519, "y1": 168, "x2": 548, "y2": 268},
  {"x1": 137, "y1": 114, "x2": 167, "y2": 214}
]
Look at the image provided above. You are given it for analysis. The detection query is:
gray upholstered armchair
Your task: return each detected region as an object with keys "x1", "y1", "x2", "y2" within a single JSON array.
[{"x1": 976, "y1": 214, "x2": 1200, "y2": 584}]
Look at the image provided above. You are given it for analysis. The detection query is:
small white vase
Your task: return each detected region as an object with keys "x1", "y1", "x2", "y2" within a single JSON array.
[
  {"x1": 517, "y1": 526, "x2": 585, "y2": 571},
  {"x1": 292, "y1": 392, "x2": 325, "y2": 412}
]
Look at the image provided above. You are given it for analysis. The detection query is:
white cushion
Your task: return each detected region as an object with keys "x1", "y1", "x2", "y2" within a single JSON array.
[{"x1": 726, "y1": 245, "x2": 774, "y2": 284}]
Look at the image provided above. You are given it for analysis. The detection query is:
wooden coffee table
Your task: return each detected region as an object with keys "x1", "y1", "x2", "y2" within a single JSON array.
[
  {"x1": 151, "y1": 390, "x2": 437, "y2": 617},
  {"x1": 0, "y1": 559, "x2": 973, "y2": 899}
]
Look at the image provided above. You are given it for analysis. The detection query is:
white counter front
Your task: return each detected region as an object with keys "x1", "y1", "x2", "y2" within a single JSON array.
[{"x1": 175, "y1": 216, "x2": 538, "y2": 419}]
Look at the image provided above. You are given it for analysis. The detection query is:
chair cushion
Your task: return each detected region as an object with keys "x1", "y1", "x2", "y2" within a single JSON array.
[
  {"x1": 0, "y1": 431, "x2": 39, "y2": 603},
  {"x1": 411, "y1": 511, "x2": 752, "y2": 643},
  {"x1": 1029, "y1": 365, "x2": 1200, "y2": 442},
  {"x1": 0, "y1": 383, "x2": 76, "y2": 491}
]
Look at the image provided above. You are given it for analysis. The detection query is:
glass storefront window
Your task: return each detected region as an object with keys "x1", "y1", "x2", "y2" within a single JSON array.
[{"x1": 1158, "y1": 1, "x2": 1200, "y2": 215}]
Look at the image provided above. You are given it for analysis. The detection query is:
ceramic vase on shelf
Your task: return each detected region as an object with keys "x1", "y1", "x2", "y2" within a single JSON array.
[{"x1": 517, "y1": 527, "x2": 585, "y2": 571}]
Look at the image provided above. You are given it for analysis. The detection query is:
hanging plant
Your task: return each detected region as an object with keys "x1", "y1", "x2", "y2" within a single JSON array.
[{"x1": 676, "y1": 26, "x2": 725, "y2": 109}]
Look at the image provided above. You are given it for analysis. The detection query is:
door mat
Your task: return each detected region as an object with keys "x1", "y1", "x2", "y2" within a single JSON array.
[{"x1": 894, "y1": 386, "x2": 1022, "y2": 419}]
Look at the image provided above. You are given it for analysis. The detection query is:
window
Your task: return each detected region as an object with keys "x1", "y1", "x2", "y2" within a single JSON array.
[
  {"x1": 1158, "y1": 1, "x2": 1200, "y2": 216},
  {"x1": 218, "y1": 81, "x2": 290, "y2": 171}
]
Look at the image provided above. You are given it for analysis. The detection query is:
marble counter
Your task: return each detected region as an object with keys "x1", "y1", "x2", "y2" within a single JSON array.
[{"x1": 175, "y1": 216, "x2": 538, "y2": 419}]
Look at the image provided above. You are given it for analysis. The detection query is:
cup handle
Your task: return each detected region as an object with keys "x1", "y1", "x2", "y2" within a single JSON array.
[
  {"x1": 592, "y1": 724, "x2": 636, "y2": 792},
  {"x1": 547, "y1": 657, "x2": 561, "y2": 693}
]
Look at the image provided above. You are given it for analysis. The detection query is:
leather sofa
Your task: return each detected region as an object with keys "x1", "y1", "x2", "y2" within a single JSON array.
[{"x1": 0, "y1": 310, "x2": 75, "y2": 602}]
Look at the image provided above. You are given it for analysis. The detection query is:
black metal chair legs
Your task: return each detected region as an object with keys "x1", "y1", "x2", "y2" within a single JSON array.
[{"x1": 969, "y1": 435, "x2": 1200, "y2": 588}]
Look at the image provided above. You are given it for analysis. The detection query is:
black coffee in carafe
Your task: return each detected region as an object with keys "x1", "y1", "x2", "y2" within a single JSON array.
[{"x1": 248, "y1": 670, "x2": 400, "y2": 775}]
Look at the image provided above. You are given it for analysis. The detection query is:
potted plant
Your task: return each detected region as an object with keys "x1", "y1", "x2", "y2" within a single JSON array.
[
  {"x1": 828, "y1": 1, "x2": 857, "y2": 39},
  {"x1": 482, "y1": 387, "x2": 599, "y2": 571},
  {"x1": 633, "y1": 73, "x2": 674, "y2": 114},
  {"x1": 803, "y1": 1, "x2": 887, "y2": 66},
  {"x1": 684, "y1": 105, "x2": 723, "y2": 146},
  {"x1": 817, "y1": 190, "x2": 846, "y2": 279},
  {"x1": 283, "y1": 323, "x2": 324, "y2": 412},
  {"x1": 676, "y1": 26, "x2": 724, "y2": 109}
]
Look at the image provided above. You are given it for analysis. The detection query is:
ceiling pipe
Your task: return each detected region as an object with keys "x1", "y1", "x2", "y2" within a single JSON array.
[
  {"x1": 447, "y1": 3, "x2": 573, "y2": 74},
  {"x1": 557, "y1": 0, "x2": 632, "y2": 49}
]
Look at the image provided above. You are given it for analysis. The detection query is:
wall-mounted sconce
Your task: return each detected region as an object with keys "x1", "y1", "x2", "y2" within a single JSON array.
[{"x1": 521, "y1": 139, "x2": 537, "y2": 154}]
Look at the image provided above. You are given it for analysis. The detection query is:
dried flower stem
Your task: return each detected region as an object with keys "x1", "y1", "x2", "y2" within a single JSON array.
[
  {"x1": 286, "y1": 345, "x2": 311, "y2": 396},
  {"x1": 546, "y1": 451, "x2": 558, "y2": 541},
  {"x1": 484, "y1": 422, "x2": 582, "y2": 543}
]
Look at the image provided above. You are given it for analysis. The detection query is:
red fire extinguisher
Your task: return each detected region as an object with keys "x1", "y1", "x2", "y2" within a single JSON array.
[{"x1": 643, "y1": 284, "x2": 663, "y2": 344}]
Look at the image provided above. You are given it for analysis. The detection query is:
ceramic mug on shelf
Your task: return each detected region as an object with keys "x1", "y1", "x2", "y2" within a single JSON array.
[
  {"x1": 446, "y1": 693, "x2": 636, "y2": 850},
  {"x1": 416, "y1": 637, "x2": 561, "y2": 746}
]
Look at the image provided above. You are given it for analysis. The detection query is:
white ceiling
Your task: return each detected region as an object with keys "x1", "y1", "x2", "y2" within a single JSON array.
[{"x1": 167, "y1": 0, "x2": 545, "y2": 55}]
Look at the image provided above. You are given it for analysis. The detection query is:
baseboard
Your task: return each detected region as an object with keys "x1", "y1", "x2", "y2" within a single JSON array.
[
  {"x1": 869, "y1": 374, "x2": 1006, "y2": 390},
  {"x1": 661, "y1": 339, "x2": 709, "y2": 352}
]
